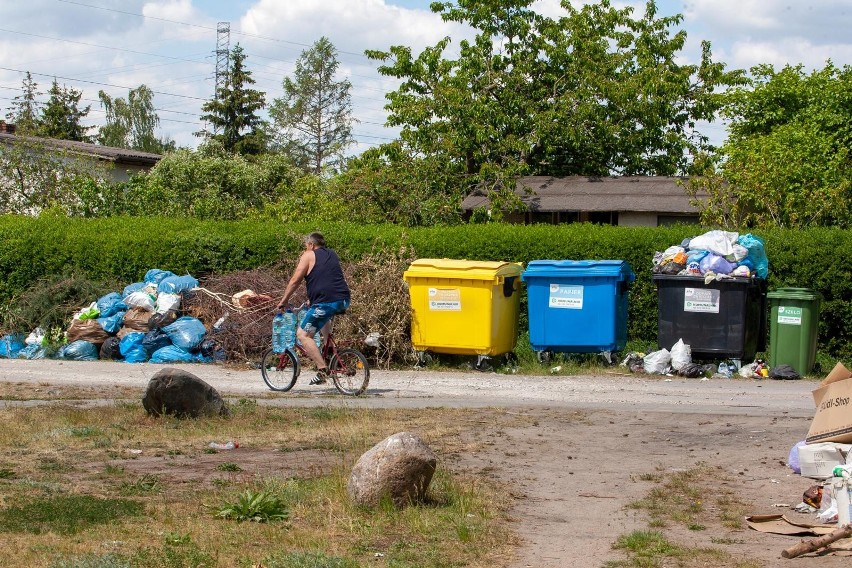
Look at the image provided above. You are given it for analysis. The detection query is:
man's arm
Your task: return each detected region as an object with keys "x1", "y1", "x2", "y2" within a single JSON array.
[{"x1": 276, "y1": 251, "x2": 313, "y2": 309}]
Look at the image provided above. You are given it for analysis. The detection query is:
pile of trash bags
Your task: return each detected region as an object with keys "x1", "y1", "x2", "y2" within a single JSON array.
[
  {"x1": 1, "y1": 269, "x2": 223, "y2": 364},
  {"x1": 621, "y1": 338, "x2": 798, "y2": 380},
  {"x1": 652, "y1": 230, "x2": 769, "y2": 279}
]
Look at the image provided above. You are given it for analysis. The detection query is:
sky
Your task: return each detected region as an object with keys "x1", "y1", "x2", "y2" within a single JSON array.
[{"x1": 0, "y1": 0, "x2": 850, "y2": 153}]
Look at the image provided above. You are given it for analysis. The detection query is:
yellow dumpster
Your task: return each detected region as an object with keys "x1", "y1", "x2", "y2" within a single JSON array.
[{"x1": 403, "y1": 259, "x2": 522, "y2": 361}]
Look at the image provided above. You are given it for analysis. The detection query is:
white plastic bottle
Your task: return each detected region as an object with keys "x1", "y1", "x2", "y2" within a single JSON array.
[
  {"x1": 208, "y1": 441, "x2": 239, "y2": 450},
  {"x1": 272, "y1": 312, "x2": 286, "y2": 353}
]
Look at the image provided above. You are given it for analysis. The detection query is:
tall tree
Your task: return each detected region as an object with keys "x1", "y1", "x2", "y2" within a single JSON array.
[
  {"x1": 39, "y1": 79, "x2": 93, "y2": 141},
  {"x1": 365, "y1": 0, "x2": 743, "y2": 204},
  {"x1": 685, "y1": 62, "x2": 852, "y2": 228},
  {"x1": 270, "y1": 37, "x2": 355, "y2": 174},
  {"x1": 198, "y1": 44, "x2": 267, "y2": 155},
  {"x1": 5, "y1": 72, "x2": 42, "y2": 134},
  {"x1": 98, "y1": 85, "x2": 173, "y2": 153}
]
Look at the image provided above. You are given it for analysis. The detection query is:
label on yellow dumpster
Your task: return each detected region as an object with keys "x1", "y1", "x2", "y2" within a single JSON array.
[
  {"x1": 549, "y1": 284, "x2": 583, "y2": 309},
  {"x1": 428, "y1": 288, "x2": 461, "y2": 311}
]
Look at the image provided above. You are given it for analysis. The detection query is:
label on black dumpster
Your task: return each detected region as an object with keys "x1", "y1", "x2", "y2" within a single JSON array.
[{"x1": 683, "y1": 288, "x2": 720, "y2": 313}]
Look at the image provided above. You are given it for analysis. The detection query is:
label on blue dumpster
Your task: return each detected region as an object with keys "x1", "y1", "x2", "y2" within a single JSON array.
[
  {"x1": 549, "y1": 284, "x2": 583, "y2": 309},
  {"x1": 428, "y1": 288, "x2": 461, "y2": 311},
  {"x1": 778, "y1": 306, "x2": 803, "y2": 325},
  {"x1": 683, "y1": 288, "x2": 720, "y2": 313}
]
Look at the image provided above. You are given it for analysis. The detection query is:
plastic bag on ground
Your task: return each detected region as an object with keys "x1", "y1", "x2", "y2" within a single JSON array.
[
  {"x1": 770, "y1": 364, "x2": 801, "y2": 380},
  {"x1": 149, "y1": 345, "x2": 209, "y2": 364},
  {"x1": 123, "y1": 307, "x2": 153, "y2": 332},
  {"x1": 155, "y1": 293, "x2": 181, "y2": 314},
  {"x1": 676, "y1": 363, "x2": 705, "y2": 378},
  {"x1": 122, "y1": 282, "x2": 146, "y2": 298},
  {"x1": 119, "y1": 332, "x2": 148, "y2": 363},
  {"x1": 16, "y1": 343, "x2": 45, "y2": 360},
  {"x1": 25, "y1": 327, "x2": 45, "y2": 345},
  {"x1": 162, "y1": 316, "x2": 207, "y2": 351},
  {"x1": 66, "y1": 318, "x2": 109, "y2": 346},
  {"x1": 142, "y1": 329, "x2": 172, "y2": 357},
  {"x1": 0, "y1": 334, "x2": 25, "y2": 358},
  {"x1": 74, "y1": 302, "x2": 100, "y2": 320},
  {"x1": 97, "y1": 311, "x2": 125, "y2": 334},
  {"x1": 787, "y1": 440, "x2": 807, "y2": 474},
  {"x1": 100, "y1": 336, "x2": 123, "y2": 361},
  {"x1": 124, "y1": 290, "x2": 156, "y2": 312},
  {"x1": 643, "y1": 349, "x2": 671, "y2": 374},
  {"x1": 149, "y1": 310, "x2": 179, "y2": 330},
  {"x1": 670, "y1": 339, "x2": 691, "y2": 371},
  {"x1": 157, "y1": 275, "x2": 198, "y2": 295},
  {"x1": 59, "y1": 340, "x2": 99, "y2": 361}
]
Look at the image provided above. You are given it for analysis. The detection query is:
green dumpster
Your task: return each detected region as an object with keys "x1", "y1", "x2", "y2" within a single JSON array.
[{"x1": 767, "y1": 288, "x2": 822, "y2": 375}]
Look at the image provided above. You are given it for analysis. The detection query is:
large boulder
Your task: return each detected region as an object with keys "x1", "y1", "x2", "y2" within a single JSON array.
[
  {"x1": 142, "y1": 368, "x2": 228, "y2": 418},
  {"x1": 348, "y1": 431, "x2": 437, "y2": 508}
]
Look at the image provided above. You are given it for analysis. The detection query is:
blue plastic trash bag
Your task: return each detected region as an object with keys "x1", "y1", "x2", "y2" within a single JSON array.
[
  {"x1": 738, "y1": 234, "x2": 769, "y2": 279},
  {"x1": 59, "y1": 340, "x2": 99, "y2": 361},
  {"x1": 149, "y1": 345, "x2": 208, "y2": 363},
  {"x1": 142, "y1": 329, "x2": 172, "y2": 357},
  {"x1": 162, "y1": 316, "x2": 206, "y2": 350},
  {"x1": 157, "y1": 274, "x2": 199, "y2": 295},
  {"x1": 0, "y1": 334, "x2": 25, "y2": 358},
  {"x1": 119, "y1": 332, "x2": 148, "y2": 363},
  {"x1": 17, "y1": 343, "x2": 45, "y2": 360},
  {"x1": 122, "y1": 282, "x2": 146, "y2": 298},
  {"x1": 96, "y1": 292, "x2": 128, "y2": 318},
  {"x1": 144, "y1": 269, "x2": 176, "y2": 286},
  {"x1": 97, "y1": 311, "x2": 125, "y2": 335}
]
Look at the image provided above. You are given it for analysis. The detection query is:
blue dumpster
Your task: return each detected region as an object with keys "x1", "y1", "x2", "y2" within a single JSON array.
[{"x1": 522, "y1": 260, "x2": 635, "y2": 356}]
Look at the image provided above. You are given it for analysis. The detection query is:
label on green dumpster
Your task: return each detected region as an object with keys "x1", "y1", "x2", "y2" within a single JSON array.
[
  {"x1": 683, "y1": 288, "x2": 720, "y2": 313},
  {"x1": 428, "y1": 288, "x2": 461, "y2": 311},
  {"x1": 778, "y1": 306, "x2": 803, "y2": 325},
  {"x1": 549, "y1": 284, "x2": 583, "y2": 309}
]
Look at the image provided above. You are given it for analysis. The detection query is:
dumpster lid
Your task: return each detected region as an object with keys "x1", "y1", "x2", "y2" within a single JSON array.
[
  {"x1": 522, "y1": 260, "x2": 635, "y2": 282},
  {"x1": 403, "y1": 259, "x2": 522, "y2": 282},
  {"x1": 767, "y1": 287, "x2": 822, "y2": 301}
]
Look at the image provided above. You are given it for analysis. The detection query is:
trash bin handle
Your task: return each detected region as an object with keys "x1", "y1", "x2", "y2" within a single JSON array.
[{"x1": 502, "y1": 276, "x2": 519, "y2": 297}]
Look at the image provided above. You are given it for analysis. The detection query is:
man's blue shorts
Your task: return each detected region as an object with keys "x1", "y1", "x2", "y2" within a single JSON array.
[{"x1": 299, "y1": 299, "x2": 350, "y2": 336}]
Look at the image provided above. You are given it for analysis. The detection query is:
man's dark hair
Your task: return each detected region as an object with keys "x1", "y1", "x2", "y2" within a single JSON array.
[{"x1": 306, "y1": 232, "x2": 326, "y2": 247}]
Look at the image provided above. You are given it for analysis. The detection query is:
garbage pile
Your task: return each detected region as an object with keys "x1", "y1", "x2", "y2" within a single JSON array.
[
  {"x1": 0, "y1": 269, "x2": 223, "y2": 364},
  {"x1": 652, "y1": 230, "x2": 769, "y2": 279}
]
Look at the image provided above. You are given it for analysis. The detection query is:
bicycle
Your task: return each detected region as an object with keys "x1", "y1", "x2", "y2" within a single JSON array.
[{"x1": 260, "y1": 307, "x2": 370, "y2": 396}]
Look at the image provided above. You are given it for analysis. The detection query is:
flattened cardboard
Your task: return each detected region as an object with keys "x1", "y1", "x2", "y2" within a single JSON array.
[{"x1": 806, "y1": 362, "x2": 852, "y2": 444}]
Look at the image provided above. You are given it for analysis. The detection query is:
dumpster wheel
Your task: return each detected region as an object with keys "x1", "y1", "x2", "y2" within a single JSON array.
[
  {"x1": 536, "y1": 351, "x2": 552, "y2": 364},
  {"x1": 414, "y1": 351, "x2": 432, "y2": 368}
]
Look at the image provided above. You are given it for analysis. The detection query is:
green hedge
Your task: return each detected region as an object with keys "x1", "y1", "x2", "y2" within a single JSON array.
[{"x1": 1, "y1": 216, "x2": 850, "y2": 359}]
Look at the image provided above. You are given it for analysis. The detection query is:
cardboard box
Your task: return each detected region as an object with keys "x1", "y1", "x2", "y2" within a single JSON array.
[
  {"x1": 798, "y1": 442, "x2": 851, "y2": 478},
  {"x1": 805, "y1": 362, "x2": 852, "y2": 444}
]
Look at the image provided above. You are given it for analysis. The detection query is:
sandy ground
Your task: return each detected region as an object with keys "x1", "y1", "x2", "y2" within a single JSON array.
[{"x1": 0, "y1": 359, "x2": 843, "y2": 566}]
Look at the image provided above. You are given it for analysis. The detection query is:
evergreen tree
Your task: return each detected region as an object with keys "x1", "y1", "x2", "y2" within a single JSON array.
[
  {"x1": 39, "y1": 79, "x2": 93, "y2": 142},
  {"x1": 198, "y1": 44, "x2": 267, "y2": 155},
  {"x1": 98, "y1": 85, "x2": 173, "y2": 153},
  {"x1": 5, "y1": 72, "x2": 41, "y2": 134},
  {"x1": 270, "y1": 37, "x2": 355, "y2": 174}
]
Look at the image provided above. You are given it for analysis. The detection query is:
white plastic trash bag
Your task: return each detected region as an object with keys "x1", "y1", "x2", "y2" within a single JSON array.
[
  {"x1": 155, "y1": 293, "x2": 181, "y2": 314},
  {"x1": 124, "y1": 290, "x2": 156, "y2": 312},
  {"x1": 670, "y1": 339, "x2": 691, "y2": 371},
  {"x1": 25, "y1": 327, "x2": 45, "y2": 345},
  {"x1": 643, "y1": 349, "x2": 672, "y2": 374},
  {"x1": 688, "y1": 230, "x2": 739, "y2": 258}
]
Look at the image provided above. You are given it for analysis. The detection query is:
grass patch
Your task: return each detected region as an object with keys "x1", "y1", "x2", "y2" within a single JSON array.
[
  {"x1": 0, "y1": 494, "x2": 143, "y2": 535},
  {"x1": 0, "y1": 403, "x2": 516, "y2": 566}
]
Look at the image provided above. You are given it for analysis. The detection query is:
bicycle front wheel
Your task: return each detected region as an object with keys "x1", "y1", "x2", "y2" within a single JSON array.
[
  {"x1": 329, "y1": 348, "x2": 370, "y2": 396},
  {"x1": 260, "y1": 349, "x2": 299, "y2": 392}
]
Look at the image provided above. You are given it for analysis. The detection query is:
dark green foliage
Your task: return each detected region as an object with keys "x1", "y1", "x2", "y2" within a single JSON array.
[
  {"x1": 0, "y1": 494, "x2": 143, "y2": 534},
  {"x1": 0, "y1": 216, "x2": 850, "y2": 359}
]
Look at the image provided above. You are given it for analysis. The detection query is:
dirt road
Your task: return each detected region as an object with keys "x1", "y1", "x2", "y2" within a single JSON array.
[{"x1": 0, "y1": 359, "x2": 836, "y2": 566}]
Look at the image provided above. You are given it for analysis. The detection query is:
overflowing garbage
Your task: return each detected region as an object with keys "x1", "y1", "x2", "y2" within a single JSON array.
[
  {"x1": 0, "y1": 269, "x2": 224, "y2": 364},
  {"x1": 652, "y1": 229, "x2": 768, "y2": 279}
]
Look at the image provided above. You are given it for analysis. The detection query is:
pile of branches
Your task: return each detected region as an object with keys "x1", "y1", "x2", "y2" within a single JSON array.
[{"x1": 185, "y1": 250, "x2": 415, "y2": 368}]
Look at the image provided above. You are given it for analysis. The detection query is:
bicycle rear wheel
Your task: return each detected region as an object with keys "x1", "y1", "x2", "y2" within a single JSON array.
[
  {"x1": 260, "y1": 349, "x2": 299, "y2": 392},
  {"x1": 329, "y1": 348, "x2": 369, "y2": 396}
]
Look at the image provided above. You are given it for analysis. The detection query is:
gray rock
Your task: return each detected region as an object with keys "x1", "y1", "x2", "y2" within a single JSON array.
[
  {"x1": 348, "y1": 431, "x2": 437, "y2": 508},
  {"x1": 142, "y1": 368, "x2": 228, "y2": 418}
]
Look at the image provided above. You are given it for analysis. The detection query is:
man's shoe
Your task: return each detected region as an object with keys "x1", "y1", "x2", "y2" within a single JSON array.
[{"x1": 310, "y1": 369, "x2": 329, "y2": 385}]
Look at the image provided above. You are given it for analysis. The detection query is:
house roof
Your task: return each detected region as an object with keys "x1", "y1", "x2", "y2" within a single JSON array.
[
  {"x1": 0, "y1": 132, "x2": 163, "y2": 167},
  {"x1": 461, "y1": 175, "x2": 704, "y2": 214}
]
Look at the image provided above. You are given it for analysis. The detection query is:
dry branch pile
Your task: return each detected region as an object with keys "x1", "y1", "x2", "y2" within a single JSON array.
[{"x1": 183, "y1": 251, "x2": 414, "y2": 368}]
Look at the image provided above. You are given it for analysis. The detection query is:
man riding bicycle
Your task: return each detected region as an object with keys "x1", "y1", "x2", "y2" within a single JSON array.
[{"x1": 276, "y1": 232, "x2": 350, "y2": 385}]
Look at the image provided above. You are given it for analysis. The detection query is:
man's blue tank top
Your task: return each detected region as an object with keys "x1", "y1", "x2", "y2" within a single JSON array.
[{"x1": 305, "y1": 247, "x2": 350, "y2": 304}]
